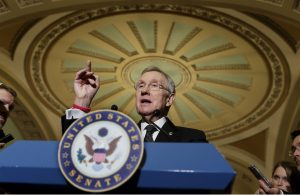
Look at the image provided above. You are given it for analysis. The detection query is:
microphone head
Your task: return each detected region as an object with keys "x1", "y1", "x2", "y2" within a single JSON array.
[
  {"x1": 153, "y1": 109, "x2": 161, "y2": 116},
  {"x1": 111, "y1": 104, "x2": 118, "y2": 111}
]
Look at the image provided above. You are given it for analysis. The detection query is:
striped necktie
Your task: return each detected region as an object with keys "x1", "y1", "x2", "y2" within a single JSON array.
[{"x1": 144, "y1": 125, "x2": 157, "y2": 142}]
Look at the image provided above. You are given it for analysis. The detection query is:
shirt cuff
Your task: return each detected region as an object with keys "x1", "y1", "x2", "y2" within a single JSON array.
[
  {"x1": 72, "y1": 104, "x2": 91, "y2": 113},
  {"x1": 65, "y1": 108, "x2": 86, "y2": 120}
]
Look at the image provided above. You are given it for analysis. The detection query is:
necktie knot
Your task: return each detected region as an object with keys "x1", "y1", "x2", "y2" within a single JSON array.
[{"x1": 144, "y1": 125, "x2": 157, "y2": 142}]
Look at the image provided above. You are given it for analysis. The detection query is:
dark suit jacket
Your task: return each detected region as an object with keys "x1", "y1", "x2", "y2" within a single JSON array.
[
  {"x1": 61, "y1": 116, "x2": 207, "y2": 143},
  {"x1": 0, "y1": 129, "x2": 5, "y2": 139},
  {"x1": 61, "y1": 115, "x2": 76, "y2": 135},
  {"x1": 138, "y1": 118, "x2": 207, "y2": 142}
]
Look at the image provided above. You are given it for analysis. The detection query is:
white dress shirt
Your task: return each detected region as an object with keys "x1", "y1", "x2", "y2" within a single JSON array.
[{"x1": 141, "y1": 117, "x2": 166, "y2": 141}]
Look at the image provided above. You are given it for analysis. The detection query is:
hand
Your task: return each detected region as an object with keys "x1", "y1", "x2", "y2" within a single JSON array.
[
  {"x1": 257, "y1": 179, "x2": 281, "y2": 194},
  {"x1": 74, "y1": 60, "x2": 100, "y2": 107}
]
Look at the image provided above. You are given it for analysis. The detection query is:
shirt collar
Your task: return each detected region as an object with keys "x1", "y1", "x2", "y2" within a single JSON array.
[{"x1": 141, "y1": 116, "x2": 166, "y2": 131}]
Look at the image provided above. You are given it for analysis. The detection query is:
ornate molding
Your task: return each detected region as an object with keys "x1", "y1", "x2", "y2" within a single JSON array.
[
  {"x1": 16, "y1": 0, "x2": 43, "y2": 8},
  {"x1": 0, "y1": 0, "x2": 9, "y2": 14},
  {"x1": 256, "y1": 0, "x2": 283, "y2": 5},
  {"x1": 247, "y1": 13, "x2": 300, "y2": 53}
]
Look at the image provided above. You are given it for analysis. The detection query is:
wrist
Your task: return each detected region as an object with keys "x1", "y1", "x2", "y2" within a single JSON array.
[
  {"x1": 72, "y1": 104, "x2": 91, "y2": 113},
  {"x1": 73, "y1": 97, "x2": 92, "y2": 108}
]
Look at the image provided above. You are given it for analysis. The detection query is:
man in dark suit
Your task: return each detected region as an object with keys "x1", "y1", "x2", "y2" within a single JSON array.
[{"x1": 62, "y1": 60, "x2": 207, "y2": 143}]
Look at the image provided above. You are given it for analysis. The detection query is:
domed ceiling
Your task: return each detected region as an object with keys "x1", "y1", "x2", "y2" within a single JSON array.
[
  {"x1": 2, "y1": 0, "x2": 300, "y2": 193},
  {"x1": 25, "y1": 4, "x2": 289, "y2": 141}
]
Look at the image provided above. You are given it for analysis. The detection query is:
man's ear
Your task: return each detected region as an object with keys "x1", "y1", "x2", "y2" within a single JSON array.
[{"x1": 166, "y1": 93, "x2": 175, "y2": 107}]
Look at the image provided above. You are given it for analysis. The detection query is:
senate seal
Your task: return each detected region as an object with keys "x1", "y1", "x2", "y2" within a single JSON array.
[{"x1": 58, "y1": 110, "x2": 144, "y2": 193}]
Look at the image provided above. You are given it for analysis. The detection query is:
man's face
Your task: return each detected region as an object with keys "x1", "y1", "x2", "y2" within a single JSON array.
[
  {"x1": 291, "y1": 135, "x2": 300, "y2": 171},
  {"x1": 135, "y1": 71, "x2": 174, "y2": 121},
  {"x1": 0, "y1": 89, "x2": 15, "y2": 128}
]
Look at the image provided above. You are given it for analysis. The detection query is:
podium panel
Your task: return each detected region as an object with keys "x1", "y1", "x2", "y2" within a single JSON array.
[{"x1": 0, "y1": 141, "x2": 235, "y2": 193}]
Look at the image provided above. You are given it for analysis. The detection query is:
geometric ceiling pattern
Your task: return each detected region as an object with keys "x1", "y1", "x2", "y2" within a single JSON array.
[{"x1": 25, "y1": 4, "x2": 289, "y2": 141}]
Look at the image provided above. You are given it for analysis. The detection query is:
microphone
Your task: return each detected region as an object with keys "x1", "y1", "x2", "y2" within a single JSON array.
[{"x1": 111, "y1": 104, "x2": 118, "y2": 111}]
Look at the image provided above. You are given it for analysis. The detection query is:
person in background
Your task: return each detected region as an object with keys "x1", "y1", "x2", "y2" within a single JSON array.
[
  {"x1": 290, "y1": 130, "x2": 300, "y2": 172},
  {"x1": 0, "y1": 83, "x2": 16, "y2": 193},
  {"x1": 289, "y1": 130, "x2": 300, "y2": 193},
  {"x1": 0, "y1": 82, "x2": 17, "y2": 149},
  {"x1": 61, "y1": 60, "x2": 207, "y2": 142},
  {"x1": 255, "y1": 161, "x2": 299, "y2": 194},
  {"x1": 257, "y1": 130, "x2": 300, "y2": 194}
]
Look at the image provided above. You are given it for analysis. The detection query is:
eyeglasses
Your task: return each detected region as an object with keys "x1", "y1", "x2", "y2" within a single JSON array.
[
  {"x1": 288, "y1": 144, "x2": 300, "y2": 157},
  {"x1": 134, "y1": 82, "x2": 171, "y2": 93}
]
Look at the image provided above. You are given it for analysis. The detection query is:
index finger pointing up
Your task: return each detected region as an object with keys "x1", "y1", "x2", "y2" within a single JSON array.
[{"x1": 85, "y1": 60, "x2": 91, "y2": 72}]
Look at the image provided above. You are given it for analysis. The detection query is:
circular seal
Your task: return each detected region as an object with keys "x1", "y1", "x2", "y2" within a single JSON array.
[{"x1": 58, "y1": 110, "x2": 144, "y2": 193}]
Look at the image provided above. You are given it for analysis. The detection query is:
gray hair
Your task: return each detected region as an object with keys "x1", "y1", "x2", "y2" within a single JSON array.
[
  {"x1": 140, "y1": 66, "x2": 176, "y2": 95},
  {"x1": 0, "y1": 83, "x2": 17, "y2": 97}
]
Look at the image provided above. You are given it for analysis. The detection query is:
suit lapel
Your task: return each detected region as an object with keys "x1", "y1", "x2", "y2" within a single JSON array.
[
  {"x1": 137, "y1": 118, "x2": 177, "y2": 142},
  {"x1": 155, "y1": 118, "x2": 177, "y2": 142}
]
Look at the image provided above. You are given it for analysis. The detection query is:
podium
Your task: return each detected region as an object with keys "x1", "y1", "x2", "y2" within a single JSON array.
[{"x1": 0, "y1": 140, "x2": 235, "y2": 193}]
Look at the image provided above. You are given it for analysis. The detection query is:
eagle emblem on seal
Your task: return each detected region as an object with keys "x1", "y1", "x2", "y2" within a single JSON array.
[{"x1": 84, "y1": 134, "x2": 121, "y2": 164}]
